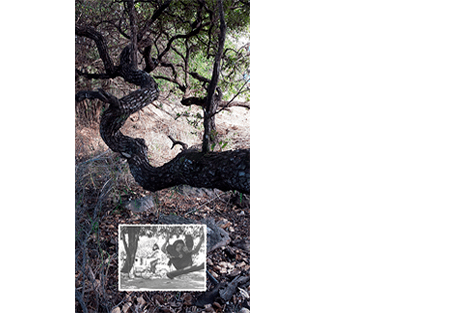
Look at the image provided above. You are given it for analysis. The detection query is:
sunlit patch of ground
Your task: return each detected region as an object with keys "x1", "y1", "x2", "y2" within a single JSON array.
[{"x1": 120, "y1": 270, "x2": 205, "y2": 290}]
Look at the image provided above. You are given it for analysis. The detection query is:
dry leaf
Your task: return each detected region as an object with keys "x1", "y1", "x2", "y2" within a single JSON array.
[
  {"x1": 122, "y1": 302, "x2": 131, "y2": 312},
  {"x1": 111, "y1": 307, "x2": 121, "y2": 313},
  {"x1": 182, "y1": 293, "x2": 193, "y2": 306},
  {"x1": 203, "y1": 304, "x2": 215, "y2": 313},
  {"x1": 209, "y1": 270, "x2": 218, "y2": 278},
  {"x1": 154, "y1": 295, "x2": 164, "y2": 305},
  {"x1": 213, "y1": 302, "x2": 222, "y2": 309},
  {"x1": 137, "y1": 296, "x2": 146, "y2": 307},
  {"x1": 218, "y1": 219, "x2": 232, "y2": 229},
  {"x1": 169, "y1": 301, "x2": 179, "y2": 308},
  {"x1": 228, "y1": 268, "x2": 241, "y2": 277}
]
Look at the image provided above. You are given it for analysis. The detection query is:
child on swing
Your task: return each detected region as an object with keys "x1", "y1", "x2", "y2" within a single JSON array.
[{"x1": 161, "y1": 230, "x2": 205, "y2": 278}]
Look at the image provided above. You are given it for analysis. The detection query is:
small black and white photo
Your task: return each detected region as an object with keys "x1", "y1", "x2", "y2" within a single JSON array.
[{"x1": 118, "y1": 224, "x2": 206, "y2": 291}]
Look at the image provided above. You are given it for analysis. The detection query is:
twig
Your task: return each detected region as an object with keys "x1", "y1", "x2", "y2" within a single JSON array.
[
  {"x1": 111, "y1": 292, "x2": 135, "y2": 313},
  {"x1": 211, "y1": 79, "x2": 250, "y2": 117},
  {"x1": 75, "y1": 290, "x2": 88, "y2": 313},
  {"x1": 185, "y1": 194, "x2": 221, "y2": 215},
  {"x1": 76, "y1": 150, "x2": 110, "y2": 169},
  {"x1": 206, "y1": 269, "x2": 219, "y2": 284},
  {"x1": 168, "y1": 135, "x2": 188, "y2": 151}
]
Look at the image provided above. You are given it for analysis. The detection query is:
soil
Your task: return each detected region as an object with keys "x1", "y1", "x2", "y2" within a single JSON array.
[
  {"x1": 75, "y1": 99, "x2": 250, "y2": 313},
  {"x1": 120, "y1": 272, "x2": 206, "y2": 291}
]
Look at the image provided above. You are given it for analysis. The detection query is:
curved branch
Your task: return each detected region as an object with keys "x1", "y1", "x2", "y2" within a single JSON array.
[
  {"x1": 156, "y1": 21, "x2": 210, "y2": 61},
  {"x1": 75, "y1": 24, "x2": 116, "y2": 75},
  {"x1": 188, "y1": 71, "x2": 210, "y2": 85},
  {"x1": 76, "y1": 44, "x2": 250, "y2": 194},
  {"x1": 75, "y1": 68, "x2": 112, "y2": 80},
  {"x1": 154, "y1": 75, "x2": 186, "y2": 92},
  {"x1": 181, "y1": 96, "x2": 206, "y2": 107},
  {"x1": 142, "y1": 44, "x2": 159, "y2": 72},
  {"x1": 168, "y1": 135, "x2": 188, "y2": 151},
  {"x1": 137, "y1": 0, "x2": 173, "y2": 43}
]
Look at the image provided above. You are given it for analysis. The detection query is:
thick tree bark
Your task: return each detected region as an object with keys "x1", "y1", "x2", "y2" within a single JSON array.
[
  {"x1": 76, "y1": 68, "x2": 249, "y2": 194},
  {"x1": 129, "y1": 148, "x2": 249, "y2": 194}
]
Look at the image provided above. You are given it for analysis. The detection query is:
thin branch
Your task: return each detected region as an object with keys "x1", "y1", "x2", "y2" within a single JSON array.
[
  {"x1": 75, "y1": 68, "x2": 113, "y2": 80},
  {"x1": 218, "y1": 100, "x2": 250, "y2": 112},
  {"x1": 113, "y1": 18, "x2": 130, "y2": 39},
  {"x1": 181, "y1": 96, "x2": 206, "y2": 107},
  {"x1": 159, "y1": 61, "x2": 179, "y2": 79},
  {"x1": 154, "y1": 75, "x2": 186, "y2": 92},
  {"x1": 137, "y1": 0, "x2": 173, "y2": 42},
  {"x1": 75, "y1": 290, "x2": 88, "y2": 313},
  {"x1": 188, "y1": 71, "x2": 210, "y2": 84},
  {"x1": 168, "y1": 135, "x2": 188, "y2": 151},
  {"x1": 211, "y1": 80, "x2": 250, "y2": 117},
  {"x1": 156, "y1": 20, "x2": 210, "y2": 61}
]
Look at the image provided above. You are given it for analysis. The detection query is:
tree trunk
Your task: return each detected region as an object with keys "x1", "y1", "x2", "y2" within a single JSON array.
[
  {"x1": 125, "y1": 0, "x2": 138, "y2": 70},
  {"x1": 202, "y1": 98, "x2": 218, "y2": 152},
  {"x1": 121, "y1": 226, "x2": 140, "y2": 273},
  {"x1": 202, "y1": 0, "x2": 226, "y2": 153}
]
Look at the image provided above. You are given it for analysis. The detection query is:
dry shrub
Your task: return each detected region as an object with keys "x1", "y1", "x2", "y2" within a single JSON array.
[{"x1": 75, "y1": 149, "x2": 141, "y2": 312}]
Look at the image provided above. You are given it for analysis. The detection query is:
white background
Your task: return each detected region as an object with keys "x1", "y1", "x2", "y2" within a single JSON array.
[{"x1": 1, "y1": 1, "x2": 455, "y2": 313}]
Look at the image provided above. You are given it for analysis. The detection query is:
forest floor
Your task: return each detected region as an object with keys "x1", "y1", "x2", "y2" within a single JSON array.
[{"x1": 75, "y1": 99, "x2": 250, "y2": 313}]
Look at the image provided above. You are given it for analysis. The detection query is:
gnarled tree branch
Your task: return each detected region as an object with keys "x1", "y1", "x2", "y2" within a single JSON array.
[
  {"x1": 76, "y1": 1, "x2": 249, "y2": 194},
  {"x1": 76, "y1": 35, "x2": 249, "y2": 194}
]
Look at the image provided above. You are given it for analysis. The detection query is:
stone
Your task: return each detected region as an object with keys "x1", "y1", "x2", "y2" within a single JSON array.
[{"x1": 123, "y1": 195, "x2": 155, "y2": 212}]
